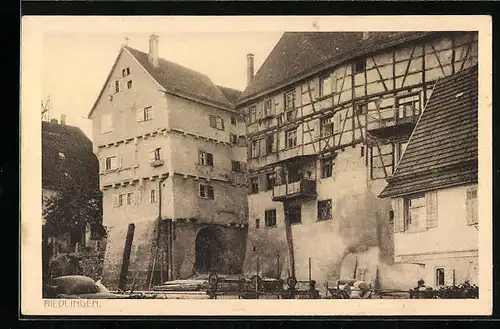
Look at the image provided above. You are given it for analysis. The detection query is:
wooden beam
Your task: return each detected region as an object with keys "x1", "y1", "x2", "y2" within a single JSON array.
[
  {"x1": 336, "y1": 66, "x2": 349, "y2": 105},
  {"x1": 401, "y1": 45, "x2": 417, "y2": 88},
  {"x1": 371, "y1": 56, "x2": 389, "y2": 92},
  {"x1": 430, "y1": 43, "x2": 446, "y2": 76}
]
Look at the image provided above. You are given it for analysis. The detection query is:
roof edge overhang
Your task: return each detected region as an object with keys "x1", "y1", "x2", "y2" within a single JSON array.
[
  {"x1": 379, "y1": 178, "x2": 478, "y2": 199},
  {"x1": 236, "y1": 32, "x2": 441, "y2": 107}
]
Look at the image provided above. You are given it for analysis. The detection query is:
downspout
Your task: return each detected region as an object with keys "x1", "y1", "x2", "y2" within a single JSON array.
[{"x1": 148, "y1": 173, "x2": 170, "y2": 290}]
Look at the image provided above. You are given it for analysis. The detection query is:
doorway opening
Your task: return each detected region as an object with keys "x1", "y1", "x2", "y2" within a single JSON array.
[{"x1": 194, "y1": 226, "x2": 226, "y2": 274}]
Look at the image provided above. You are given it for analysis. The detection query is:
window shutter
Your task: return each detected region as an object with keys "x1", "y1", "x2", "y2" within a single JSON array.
[
  {"x1": 331, "y1": 72, "x2": 338, "y2": 93},
  {"x1": 112, "y1": 195, "x2": 119, "y2": 208},
  {"x1": 136, "y1": 109, "x2": 143, "y2": 122},
  {"x1": 99, "y1": 158, "x2": 105, "y2": 173},
  {"x1": 393, "y1": 198, "x2": 404, "y2": 233},
  {"x1": 148, "y1": 150, "x2": 155, "y2": 162},
  {"x1": 259, "y1": 138, "x2": 266, "y2": 156},
  {"x1": 313, "y1": 119, "x2": 321, "y2": 140},
  {"x1": 278, "y1": 131, "x2": 286, "y2": 150},
  {"x1": 334, "y1": 114, "x2": 342, "y2": 133},
  {"x1": 444, "y1": 268, "x2": 455, "y2": 286},
  {"x1": 426, "y1": 190, "x2": 438, "y2": 228},
  {"x1": 209, "y1": 115, "x2": 216, "y2": 128},
  {"x1": 117, "y1": 156, "x2": 122, "y2": 169},
  {"x1": 207, "y1": 185, "x2": 214, "y2": 199},
  {"x1": 207, "y1": 153, "x2": 214, "y2": 166},
  {"x1": 466, "y1": 187, "x2": 478, "y2": 225},
  {"x1": 135, "y1": 190, "x2": 142, "y2": 205},
  {"x1": 220, "y1": 118, "x2": 224, "y2": 129}
]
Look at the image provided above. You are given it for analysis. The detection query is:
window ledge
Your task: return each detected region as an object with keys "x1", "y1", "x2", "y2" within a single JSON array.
[
  {"x1": 404, "y1": 228, "x2": 428, "y2": 234},
  {"x1": 317, "y1": 218, "x2": 332, "y2": 222}
]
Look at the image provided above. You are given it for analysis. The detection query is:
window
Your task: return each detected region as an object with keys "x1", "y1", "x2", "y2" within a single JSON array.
[
  {"x1": 101, "y1": 114, "x2": 113, "y2": 133},
  {"x1": 126, "y1": 192, "x2": 134, "y2": 205},
  {"x1": 266, "y1": 135, "x2": 275, "y2": 154},
  {"x1": 353, "y1": 59, "x2": 366, "y2": 74},
  {"x1": 118, "y1": 194, "x2": 125, "y2": 207},
  {"x1": 137, "y1": 106, "x2": 153, "y2": 122},
  {"x1": 284, "y1": 90, "x2": 295, "y2": 110},
  {"x1": 265, "y1": 172, "x2": 275, "y2": 191},
  {"x1": 122, "y1": 67, "x2": 130, "y2": 77},
  {"x1": 150, "y1": 148, "x2": 161, "y2": 161},
  {"x1": 405, "y1": 194, "x2": 426, "y2": 231},
  {"x1": 255, "y1": 218, "x2": 260, "y2": 229},
  {"x1": 319, "y1": 75, "x2": 332, "y2": 97},
  {"x1": 285, "y1": 109, "x2": 299, "y2": 122},
  {"x1": 105, "y1": 156, "x2": 119, "y2": 171},
  {"x1": 199, "y1": 184, "x2": 214, "y2": 200},
  {"x1": 354, "y1": 103, "x2": 368, "y2": 115},
  {"x1": 285, "y1": 129, "x2": 297, "y2": 148},
  {"x1": 321, "y1": 157, "x2": 334, "y2": 178},
  {"x1": 230, "y1": 133, "x2": 238, "y2": 144},
  {"x1": 232, "y1": 161, "x2": 245, "y2": 173},
  {"x1": 127, "y1": 80, "x2": 133, "y2": 89},
  {"x1": 198, "y1": 151, "x2": 213, "y2": 167},
  {"x1": 436, "y1": 268, "x2": 445, "y2": 286},
  {"x1": 318, "y1": 199, "x2": 332, "y2": 221},
  {"x1": 249, "y1": 106, "x2": 257, "y2": 123},
  {"x1": 264, "y1": 99, "x2": 273, "y2": 116},
  {"x1": 231, "y1": 115, "x2": 237, "y2": 125},
  {"x1": 466, "y1": 186, "x2": 478, "y2": 225},
  {"x1": 250, "y1": 177, "x2": 259, "y2": 194},
  {"x1": 209, "y1": 115, "x2": 224, "y2": 130},
  {"x1": 320, "y1": 115, "x2": 334, "y2": 138},
  {"x1": 113, "y1": 80, "x2": 120, "y2": 93},
  {"x1": 150, "y1": 189, "x2": 157, "y2": 203},
  {"x1": 287, "y1": 204, "x2": 302, "y2": 225},
  {"x1": 265, "y1": 209, "x2": 277, "y2": 227},
  {"x1": 251, "y1": 140, "x2": 259, "y2": 158}
]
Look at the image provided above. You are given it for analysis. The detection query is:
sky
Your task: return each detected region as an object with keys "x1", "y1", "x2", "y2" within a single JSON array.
[{"x1": 42, "y1": 31, "x2": 283, "y2": 140}]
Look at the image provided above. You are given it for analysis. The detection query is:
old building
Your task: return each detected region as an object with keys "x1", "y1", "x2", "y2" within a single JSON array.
[
  {"x1": 236, "y1": 31, "x2": 478, "y2": 289},
  {"x1": 42, "y1": 117, "x2": 104, "y2": 254},
  {"x1": 379, "y1": 65, "x2": 478, "y2": 288},
  {"x1": 88, "y1": 35, "x2": 248, "y2": 290}
]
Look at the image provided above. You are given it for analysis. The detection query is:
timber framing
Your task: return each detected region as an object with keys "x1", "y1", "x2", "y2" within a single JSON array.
[{"x1": 243, "y1": 32, "x2": 478, "y2": 180}]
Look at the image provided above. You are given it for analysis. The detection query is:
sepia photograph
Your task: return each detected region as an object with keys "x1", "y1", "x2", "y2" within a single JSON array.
[{"x1": 21, "y1": 16, "x2": 492, "y2": 316}]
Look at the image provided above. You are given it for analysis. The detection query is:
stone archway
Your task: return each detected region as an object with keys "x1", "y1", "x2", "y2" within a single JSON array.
[{"x1": 194, "y1": 226, "x2": 226, "y2": 274}]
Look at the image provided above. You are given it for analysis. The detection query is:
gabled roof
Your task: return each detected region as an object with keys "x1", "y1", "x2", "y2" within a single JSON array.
[
  {"x1": 88, "y1": 45, "x2": 240, "y2": 118},
  {"x1": 237, "y1": 31, "x2": 435, "y2": 104},
  {"x1": 125, "y1": 46, "x2": 237, "y2": 109},
  {"x1": 379, "y1": 65, "x2": 478, "y2": 198},
  {"x1": 42, "y1": 121, "x2": 99, "y2": 192}
]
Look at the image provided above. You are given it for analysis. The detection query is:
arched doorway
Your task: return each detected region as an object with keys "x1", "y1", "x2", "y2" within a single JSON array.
[{"x1": 194, "y1": 226, "x2": 226, "y2": 274}]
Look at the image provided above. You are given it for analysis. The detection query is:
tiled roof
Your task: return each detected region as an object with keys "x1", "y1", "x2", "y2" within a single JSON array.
[
  {"x1": 237, "y1": 31, "x2": 434, "y2": 103},
  {"x1": 379, "y1": 65, "x2": 478, "y2": 198},
  {"x1": 125, "y1": 46, "x2": 237, "y2": 109},
  {"x1": 42, "y1": 121, "x2": 99, "y2": 192},
  {"x1": 217, "y1": 85, "x2": 243, "y2": 104}
]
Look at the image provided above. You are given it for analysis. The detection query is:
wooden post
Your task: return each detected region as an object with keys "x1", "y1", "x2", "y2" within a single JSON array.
[{"x1": 119, "y1": 223, "x2": 135, "y2": 291}]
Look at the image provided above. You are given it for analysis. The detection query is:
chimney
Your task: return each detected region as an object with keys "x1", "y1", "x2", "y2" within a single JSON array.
[
  {"x1": 362, "y1": 32, "x2": 370, "y2": 40},
  {"x1": 148, "y1": 34, "x2": 159, "y2": 67},
  {"x1": 60, "y1": 114, "x2": 66, "y2": 126},
  {"x1": 246, "y1": 53, "x2": 254, "y2": 85}
]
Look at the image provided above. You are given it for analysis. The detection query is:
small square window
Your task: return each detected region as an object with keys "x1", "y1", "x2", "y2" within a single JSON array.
[
  {"x1": 105, "y1": 156, "x2": 118, "y2": 171},
  {"x1": 436, "y1": 268, "x2": 445, "y2": 286},
  {"x1": 265, "y1": 172, "x2": 275, "y2": 191},
  {"x1": 321, "y1": 157, "x2": 335, "y2": 178},
  {"x1": 230, "y1": 133, "x2": 238, "y2": 144},
  {"x1": 199, "y1": 151, "x2": 213, "y2": 167},
  {"x1": 150, "y1": 189, "x2": 157, "y2": 203},
  {"x1": 353, "y1": 59, "x2": 366, "y2": 74},
  {"x1": 127, "y1": 80, "x2": 133, "y2": 89},
  {"x1": 255, "y1": 218, "x2": 260, "y2": 229},
  {"x1": 265, "y1": 209, "x2": 277, "y2": 227},
  {"x1": 249, "y1": 106, "x2": 257, "y2": 123},
  {"x1": 126, "y1": 192, "x2": 134, "y2": 205},
  {"x1": 318, "y1": 199, "x2": 332, "y2": 221},
  {"x1": 114, "y1": 80, "x2": 120, "y2": 93},
  {"x1": 231, "y1": 115, "x2": 237, "y2": 125},
  {"x1": 355, "y1": 103, "x2": 367, "y2": 115},
  {"x1": 250, "y1": 177, "x2": 259, "y2": 194},
  {"x1": 285, "y1": 129, "x2": 297, "y2": 148},
  {"x1": 199, "y1": 184, "x2": 214, "y2": 200},
  {"x1": 284, "y1": 90, "x2": 295, "y2": 110},
  {"x1": 118, "y1": 194, "x2": 125, "y2": 207}
]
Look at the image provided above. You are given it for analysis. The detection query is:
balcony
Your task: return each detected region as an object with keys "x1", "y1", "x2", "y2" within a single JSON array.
[
  {"x1": 150, "y1": 159, "x2": 165, "y2": 167},
  {"x1": 272, "y1": 179, "x2": 317, "y2": 202}
]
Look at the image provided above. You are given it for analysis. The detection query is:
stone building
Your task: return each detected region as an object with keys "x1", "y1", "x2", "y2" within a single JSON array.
[
  {"x1": 88, "y1": 35, "x2": 248, "y2": 290},
  {"x1": 236, "y1": 31, "x2": 478, "y2": 290},
  {"x1": 379, "y1": 65, "x2": 478, "y2": 288}
]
